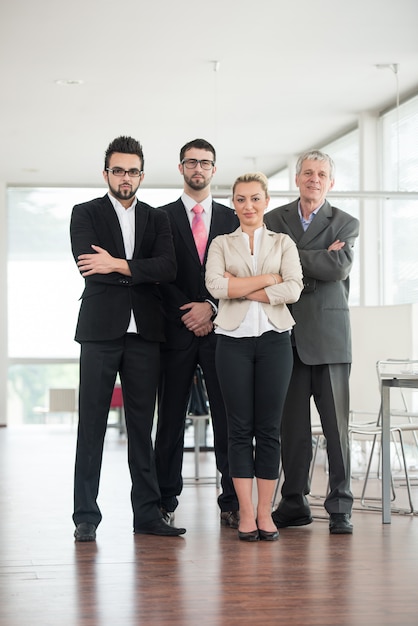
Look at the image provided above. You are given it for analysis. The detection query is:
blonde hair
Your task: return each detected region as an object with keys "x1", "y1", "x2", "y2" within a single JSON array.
[{"x1": 232, "y1": 172, "x2": 269, "y2": 198}]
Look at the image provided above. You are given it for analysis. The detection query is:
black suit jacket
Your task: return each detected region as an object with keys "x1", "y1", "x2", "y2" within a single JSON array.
[
  {"x1": 70, "y1": 194, "x2": 176, "y2": 343},
  {"x1": 158, "y1": 198, "x2": 239, "y2": 349}
]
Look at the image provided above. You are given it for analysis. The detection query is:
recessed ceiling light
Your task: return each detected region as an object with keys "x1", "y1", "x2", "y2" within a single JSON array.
[{"x1": 54, "y1": 79, "x2": 84, "y2": 86}]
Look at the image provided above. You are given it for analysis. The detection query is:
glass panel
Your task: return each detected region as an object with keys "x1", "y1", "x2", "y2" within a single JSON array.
[
  {"x1": 7, "y1": 186, "x2": 182, "y2": 424},
  {"x1": 7, "y1": 187, "x2": 182, "y2": 359},
  {"x1": 381, "y1": 94, "x2": 418, "y2": 304},
  {"x1": 8, "y1": 187, "x2": 103, "y2": 359},
  {"x1": 381, "y1": 199, "x2": 418, "y2": 304},
  {"x1": 8, "y1": 362, "x2": 79, "y2": 425}
]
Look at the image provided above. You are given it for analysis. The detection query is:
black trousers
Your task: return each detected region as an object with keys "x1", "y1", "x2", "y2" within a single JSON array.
[
  {"x1": 215, "y1": 331, "x2": 293, "y2": 479},
  {"x1": 73, "y1": 334, "x2": 161, "y2": 529},
  {"x1": 279, "y1": 348, "x2": 353, "y2": 515},
  {"x1": 155, "y1": 332, "x2": 238, "y2": 513}
]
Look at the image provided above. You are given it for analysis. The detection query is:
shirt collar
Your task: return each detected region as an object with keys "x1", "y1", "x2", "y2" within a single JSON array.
[
  {"x1": 107, "y1": 192, "x2": 137, "y2": 213},
  {"x1": 181, "y1": 192, "x2": 212, "y2": 214},
  {"x1": 297, "y1": 199, "x2": 324, "y2": 219}
]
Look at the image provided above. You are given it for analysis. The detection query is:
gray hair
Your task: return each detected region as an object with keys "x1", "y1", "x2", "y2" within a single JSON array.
[{"x1": 295, "y1": 150, "x2": 335, "y2": 180}]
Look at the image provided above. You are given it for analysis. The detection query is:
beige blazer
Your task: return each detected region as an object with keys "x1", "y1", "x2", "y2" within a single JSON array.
[{"x1": 205, "y1": 226, "x2": 303, "y2": 331}]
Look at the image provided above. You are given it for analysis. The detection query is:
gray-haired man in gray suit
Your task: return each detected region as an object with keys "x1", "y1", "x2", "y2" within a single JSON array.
[{"x1": 264, "y1": 150, "x2": 359, "y2": 534}]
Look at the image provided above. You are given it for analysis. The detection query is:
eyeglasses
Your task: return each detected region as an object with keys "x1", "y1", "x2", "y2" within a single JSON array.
[
  {"x1": 181, "y1": 159, "x2": 215, "y2": 170},
  {"x1": 106, "y1": 167, "x2": 143, "y2": 177}
]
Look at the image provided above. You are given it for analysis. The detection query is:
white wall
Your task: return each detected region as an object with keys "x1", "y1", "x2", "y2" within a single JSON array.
[
  {"x1": 0, "y1": 182, "x2": 7, "y2": 426},
  {"x1": 350, "y1": 304, "x2": 418, "y2": 412}
]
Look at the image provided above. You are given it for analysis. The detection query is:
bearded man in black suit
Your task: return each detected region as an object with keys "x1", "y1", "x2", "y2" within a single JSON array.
[{"x1": 70, "y1": 136, "x2": 185, "y2": 541}]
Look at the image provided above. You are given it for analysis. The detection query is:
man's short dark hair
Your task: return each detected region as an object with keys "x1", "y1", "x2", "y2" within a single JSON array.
[
  {"x1": 179, "y1": 138, "x2": 216, "y2": 163},
  {"x1": 104, "y1": 136, "x2": 144, "y2": 171}
]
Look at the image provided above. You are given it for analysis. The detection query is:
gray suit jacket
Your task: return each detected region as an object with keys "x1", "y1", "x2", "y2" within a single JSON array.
[{"x1": 264, "y1": 199, "x2": 360, "y2": 365}]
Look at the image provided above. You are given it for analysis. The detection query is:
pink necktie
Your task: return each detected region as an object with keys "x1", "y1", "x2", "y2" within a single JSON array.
[{"x1": 191, "y1": 204, "x2": 207, "y2": 263}]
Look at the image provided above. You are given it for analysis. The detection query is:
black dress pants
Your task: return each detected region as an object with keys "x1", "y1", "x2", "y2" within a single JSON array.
[
  {"x1": 215, "y1": 331, "x2": 293, "y2": 479},
  {"x1": 73, "y1": 334, "x2": 161, "y2": 529},
  {"x1": 155, "y1": 332, "x2": 238, "y2": 513}
]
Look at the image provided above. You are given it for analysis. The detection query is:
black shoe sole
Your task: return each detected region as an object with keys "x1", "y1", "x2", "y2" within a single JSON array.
[
  {"x1": 134, "y1": 527, "x2": 186, "y2": 536},
  {"x1": 238, "y1": 530, "x2": 259, "y2": 542},
  {"x1": 329, "y1": 526, "x2": 353, "y2": 535},
  {"x1": 74, "y1": 532, "x2": 96, "y2": 542},
  {"x1": 272, "y1": 514, "x2": 313, "y2": 529}
]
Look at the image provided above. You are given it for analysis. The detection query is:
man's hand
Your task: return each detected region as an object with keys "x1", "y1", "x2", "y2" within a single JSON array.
[
  {"x1": 180, "y1": 301, "x2": 213, "y2": 335},
  {"x1": 328, "y1": 239, "x2": 345, "y2": 252},
  {"x1": 77, "y1": 245, "x2": 130, "y2": 276},
  {"x1": 193, "y1": 321, "x2": 214, "y2": 337}
]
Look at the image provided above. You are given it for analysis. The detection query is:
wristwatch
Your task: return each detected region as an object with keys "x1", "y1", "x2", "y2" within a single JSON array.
[{"x1": 205, "y1": 299, "x2": 218, "y2": 319}]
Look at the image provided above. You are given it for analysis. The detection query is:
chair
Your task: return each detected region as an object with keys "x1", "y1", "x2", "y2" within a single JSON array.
[
  {"x1": 108, "y1": 385, "x2": 126, "y2": 435},
  {"x1": 185, "y1": 366, "x2": 219, "y2": 486},
  {"x1": 349, "y1": 359, "x2": 418, "y2": 514},
  {"x1": 47, "y1": 388, "x2": 78, "y2": 424}
]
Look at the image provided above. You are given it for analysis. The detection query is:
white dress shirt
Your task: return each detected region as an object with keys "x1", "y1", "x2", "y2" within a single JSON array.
[
  {"x1": 108, "y1": 192, "x2": 138, "y2": 333},
  {"x1": 181, "y1": 192, "x2": 212, "y2": 232}
]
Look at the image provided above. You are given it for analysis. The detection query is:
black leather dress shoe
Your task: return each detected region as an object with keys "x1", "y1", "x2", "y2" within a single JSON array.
[
  {"x1": 135, "y1": 518, "x2": 186, "y2": 536},
  {"x1": 329, "y1": 513, "x2": 353, "y2": 535},
  {"x1": 271, "y1": 508, "x2": 313, "y2": 529},
  {"x1": 220, "y1": 511, "x2": 240, "y2": 529},
  {"x1": 238, "y1": 528, "x2": 259, "y2": 542},
  {"x1": 258, "y1": 528, "x2": 279, "y2": 541},
  {"x1": 74, "y1": 522, "x2": 96, "y2": 542}
]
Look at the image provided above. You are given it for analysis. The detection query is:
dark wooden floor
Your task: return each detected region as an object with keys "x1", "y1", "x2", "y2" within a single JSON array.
[{"x1": 1, "y1": 425, "x2": 418, "y2": 626}]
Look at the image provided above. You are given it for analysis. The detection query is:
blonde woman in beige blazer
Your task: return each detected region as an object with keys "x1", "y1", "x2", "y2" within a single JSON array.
[{"x1": 205, "y1": 172, "x2": 303, "y2": 542}]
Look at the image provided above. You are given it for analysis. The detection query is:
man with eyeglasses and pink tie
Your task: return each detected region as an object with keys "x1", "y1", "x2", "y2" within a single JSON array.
[
  {"x1": 155, "y1": 138, "x2": 240, "y2": 530},
  {"x1": 70, "y1": 136, "x2": 186, "y2": 541}
]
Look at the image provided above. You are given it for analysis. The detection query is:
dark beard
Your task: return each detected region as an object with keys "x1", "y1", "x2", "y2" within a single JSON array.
[
  {"x1": 109, "y1": 182, "x2": 138, "y2": 202},
  {"x1": 184, "y1": 173, "x2": 211, "y2": 191}
]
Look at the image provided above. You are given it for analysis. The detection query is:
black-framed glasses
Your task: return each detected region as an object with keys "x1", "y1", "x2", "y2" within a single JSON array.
[
  {"x1": 181, "y1": 158, "x2": 215, "y2": 170},
  {"x1": 106, "y1": 167, "x2": 143, "y2": 177}
]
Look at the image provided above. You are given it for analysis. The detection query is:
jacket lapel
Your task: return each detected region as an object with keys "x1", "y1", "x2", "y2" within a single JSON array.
[
  {"x1": 102, "y1": 195, "x2": 126, "y2": 258},
  {"x1": 257, "y1": 229, "x2": 278, "y2": 273},
  {"x1": 173, "y1": 200, "x2": 201, "y2": 263},
  {"x1": 226, "y1": 228, "x2": 254, "y2": 274},
  {"x1": 281, "y1": 200, "x2": 305, "y2": 242},
  {"x1": 298, "y1": 200, "x2": 332, "y2": 248},
  {"x1": 133, "y1": 202, "x2": 149, "y2": 257}
]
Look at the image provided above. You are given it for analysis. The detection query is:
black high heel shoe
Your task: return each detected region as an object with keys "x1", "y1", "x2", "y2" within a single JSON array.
[{"x1": 238, "y1": 528, "x2": 259, "y2": 542}]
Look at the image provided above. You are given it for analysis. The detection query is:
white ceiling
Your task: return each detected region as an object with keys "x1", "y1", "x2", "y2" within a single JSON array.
[{"x1": 1, "y1": 0, "x2": 418, "y2": 190}]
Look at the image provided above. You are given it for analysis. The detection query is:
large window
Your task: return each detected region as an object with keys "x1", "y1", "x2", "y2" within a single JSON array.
[
  {"x1": 8, "y1": 188, "x2": 92, "y2": 359},
  {"x1": 7, "y1": 187, "x2": 181, "y2": 423},
  {"x1": 381, "y1": 94, "x2": 418, "y2": 305},
  {"x1": 7, "y1": 98, "x2": 418, "y2": 424}
]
